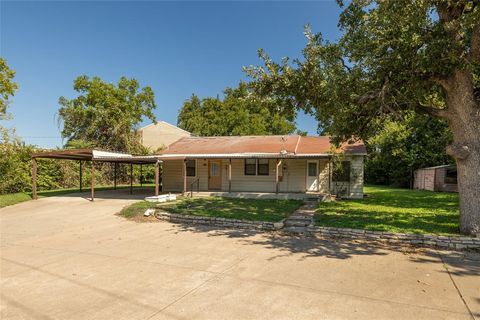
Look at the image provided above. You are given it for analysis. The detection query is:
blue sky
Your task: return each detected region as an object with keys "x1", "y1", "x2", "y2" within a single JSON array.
[{"x1": 1, "y1": 0, "x2": 343, "y2": 148}]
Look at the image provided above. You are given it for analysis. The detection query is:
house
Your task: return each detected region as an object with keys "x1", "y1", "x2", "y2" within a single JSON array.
[
  {"x1": 138, "y1": 121, "x2": 191, "y2": 151},
  {"x1": 156, "y1": 135, "x2": 367, "y2": 199},
  {"x1": 414, "y1": 165, "x2": 458, "y2": 193}
]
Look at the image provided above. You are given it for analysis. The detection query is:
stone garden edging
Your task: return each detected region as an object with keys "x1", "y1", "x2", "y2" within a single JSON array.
[
  {"x1": 304, "y1": 226, "x2": 480, "y2": 251},
  {"x1": 155, "y1": 211, "x2": 284, "y2": 231},
  {"x1": 154, "y1": 210, "x2": 480, "y2": 251}
]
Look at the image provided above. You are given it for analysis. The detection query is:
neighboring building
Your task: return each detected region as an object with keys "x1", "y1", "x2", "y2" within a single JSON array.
[
  {"x1": 138, "y1": 121, "x2": 191, "y2": 151},
  {"x1": 157, "y1": 135, "x2": 367, "y2": 199},
  {"x1": 414, "y1": 165, "x2": 458, "y2": 193}
]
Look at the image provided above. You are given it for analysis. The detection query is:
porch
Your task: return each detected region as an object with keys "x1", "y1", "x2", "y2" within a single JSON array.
[{"x1": 186, "y1": 191, "x2": 329, "y2": 201}]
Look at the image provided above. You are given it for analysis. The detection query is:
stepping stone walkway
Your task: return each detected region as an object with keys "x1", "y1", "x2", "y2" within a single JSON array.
[{"x1": 283, "y1": 199, "x2": 318, "y2": 233}]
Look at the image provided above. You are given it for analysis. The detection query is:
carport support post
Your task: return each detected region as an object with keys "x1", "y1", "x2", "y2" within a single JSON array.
[
  {"x1": 130, "y1": 163, "x2": 133, "y2": 195},
  {"x1": 32, "y1": 158, "x2": 37, "y2": 200},
  {"x1": 228, "y1": 158, "x2": 232, "y2": 193},
  {"x1": 79, "y1": 160, "x2": 82, "y2": 192},
  {"x1": 140, "y1": 164, "x2": 143, "y2": 187},
  {"x1": 182, "y1": 159, "x2": 187, "y2": 195},
  {"x1": 91, "y1": 160, "x2": 95, "y2": 201},
  {"x1": 155, "y1": 160, "x2": 160, "y2": 196}
]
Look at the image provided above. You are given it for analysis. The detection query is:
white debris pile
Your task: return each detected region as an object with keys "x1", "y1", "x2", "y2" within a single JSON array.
[
  {"x1": 143, "y1": 208, "x2": 156, "y2": 217},
  {"x1": 144, "y1": 193, "x2": 177, "y2": 203}
]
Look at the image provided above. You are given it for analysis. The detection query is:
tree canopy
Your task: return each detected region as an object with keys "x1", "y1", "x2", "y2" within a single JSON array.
[
  {"x1": 177, "y1": 82, "x2": 296, "y2": 136},
  {"x1": 366, "y1": 113, "x2": 453, "y2": 187},
  {"x1": 245, "y1": 0, "x2": 480, "y2": 235},
  {"x1": 0, "y1": 58, "x2": 18, "y2": 120},
  {"x1": 58, "y1": 75, "x2": 157, "y2": 153}
]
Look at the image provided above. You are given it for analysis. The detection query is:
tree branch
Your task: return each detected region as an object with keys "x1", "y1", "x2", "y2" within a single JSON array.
[
  {"x1": 416, "y1": 105, "x2": 451, "y2": 119},
  {"x1": 339, "y1": 57, "x2": 352, "y2": 72},
  {"x1": 469, "y1": 23, "x2": 480, "y2": 62},
  {"x1": 430, "y1": 76, "x2": 451, "y2": 91}
]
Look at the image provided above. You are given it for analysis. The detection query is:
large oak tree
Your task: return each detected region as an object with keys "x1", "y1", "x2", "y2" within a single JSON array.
[
  {"x1": 177, "y1": 82, "x2": 296, "y2": 136},
  {"x1": 246, "y1": 0, "x2": 480, "y2": 235},
  {"x1": 0, "y1": 58, "x2": 18, "y2": 120},
  {"x1": 58, "y1": 75, "x2": 157, "y2": 153}
]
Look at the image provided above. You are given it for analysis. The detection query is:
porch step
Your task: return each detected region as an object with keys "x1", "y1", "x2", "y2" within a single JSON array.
[
  {"x1": 282, "y1": 199, "x2": 316, "y2": 230},
  {"x1": 284, "y1": 220, "x2": 312, "y2": 227},
  {"x1": 282, "y1": 226, "x2": 310, "y2": 234}
]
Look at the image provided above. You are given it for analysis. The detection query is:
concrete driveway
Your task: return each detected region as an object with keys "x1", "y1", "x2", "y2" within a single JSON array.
[{"x1": 1, "y1": 190, "x2": 479, "y2": 320}]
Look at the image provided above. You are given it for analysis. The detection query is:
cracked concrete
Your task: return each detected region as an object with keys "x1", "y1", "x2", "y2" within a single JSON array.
[{"x1": 1, "y1": 189, "x2": 479, "y2": 320}]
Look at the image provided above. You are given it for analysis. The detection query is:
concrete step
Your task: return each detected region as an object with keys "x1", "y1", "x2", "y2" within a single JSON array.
[
  {"x1": 287, "y1": 215, "x2": 312, "y2": 221},
  {"x1": 282, "y1": 226, "x2": 309, "y2": 234},
  {"x1": 284, "y1": 221, "x2": 312, "y2": 227}
]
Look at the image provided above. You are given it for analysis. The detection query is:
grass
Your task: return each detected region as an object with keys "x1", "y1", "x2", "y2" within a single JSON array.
[
  {"x1": 159, "y1": 197, "x2": 304, "y2": 222},
  {"x1": 119, "y1": 200, "x2": 157, "y2": 218},
  {"x1": 0, "y1": 184, "x2": 154, "y2": 209},
  {"x1": 315, "y1": 185, "x2": 460, "y2": 235},
  {"x1": 118, "y1": 197, "x2": 303, "y2": 222}
]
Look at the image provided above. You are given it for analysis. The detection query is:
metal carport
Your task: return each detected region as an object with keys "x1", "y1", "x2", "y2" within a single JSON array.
[{"x1": 31, "y1": 149, "x2": 161, "y2": 201}]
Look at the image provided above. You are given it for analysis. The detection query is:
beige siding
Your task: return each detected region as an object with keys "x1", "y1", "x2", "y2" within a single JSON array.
[
  {"x1": 162, "y1": 159, "x2": 208, "y2": 192},
  {"x1": 349, "y1": 155, "x2": 364, "y2": 199},
  {"x1": 162, "y1": 156, "x2": 365, "y2": 198},
  {"x1": 222, "y1": 159, "x2": 277, "y2": 192},
  {"x1": 278, "y1": 159, "x2": 306, "y2": 193},
  {"x1": 139, "y1": 121, "x2": 190, "y2": 152},
  {"x1": 329, "y1": 155, "x2": 364, "y2": 199}
]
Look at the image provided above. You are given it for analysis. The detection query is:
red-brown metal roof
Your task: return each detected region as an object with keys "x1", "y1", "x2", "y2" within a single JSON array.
[{"x1": 157, "y1": 135, "x2": 366, "y2": 157}]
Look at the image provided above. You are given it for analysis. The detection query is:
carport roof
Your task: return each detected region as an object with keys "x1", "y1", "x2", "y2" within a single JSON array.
[{"x1": 31, "y1": 149, "x2": 158, "y2": 164}]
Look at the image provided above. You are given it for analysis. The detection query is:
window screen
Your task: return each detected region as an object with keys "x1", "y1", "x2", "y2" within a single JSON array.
[
  {"x1": 332, "y1": 161, "x2": 351, "y2": 182},
  {"x1": 245, "y1": 159, "x2": 256, "y2": 175},
  {"x1": 308, "y1": 162, "x2": 317, "y2": 177},
  {"x1": 258, "y1": 159, "x2": 269, "y2": 176},
  {"x1": 186, "y1": 160, "x2": 196, "y2": 177}
]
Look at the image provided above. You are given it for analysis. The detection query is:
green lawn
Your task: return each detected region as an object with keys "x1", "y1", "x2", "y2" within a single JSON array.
[
  {"x1": 0, "y1": 184, "x2": 154, "y2": 209},
  {"x1": 119, "y1": 200, "x2": 158, "y2": 218},
  {"x1": 160, "y1": 197, "x2": 304, "y2": 222},
  {"x1": 315, "y1": 185, "x2": 460, "y2": 235}
]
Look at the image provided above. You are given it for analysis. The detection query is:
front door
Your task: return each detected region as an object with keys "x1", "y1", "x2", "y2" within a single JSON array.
[
  {"x1": 306, "y1": 160, "x2": 319, "y2": 192},
  {"x1": 208, "y1": 160, "x2": 222, "y2": 190}
]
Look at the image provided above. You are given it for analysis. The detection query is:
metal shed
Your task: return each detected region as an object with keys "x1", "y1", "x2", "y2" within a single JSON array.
[{"x1": 413, "y1": 165, "x2": 458, "y2": 192}]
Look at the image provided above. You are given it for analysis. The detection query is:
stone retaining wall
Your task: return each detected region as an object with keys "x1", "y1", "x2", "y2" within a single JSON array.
[
  {"x1": 154, "y1": 211, "x2": 480, "y2": 251},
  {"x1": 306, "y1": 226, "x2": 480, "y2": 250},
  {"x1": 155, "y1": 211, "x2": 283, "y2": 231}
]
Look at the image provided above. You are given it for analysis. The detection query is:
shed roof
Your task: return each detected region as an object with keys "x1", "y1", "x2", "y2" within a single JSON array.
[{"x1": 156, "y1": 135, "x2": 367, "y2": 159}]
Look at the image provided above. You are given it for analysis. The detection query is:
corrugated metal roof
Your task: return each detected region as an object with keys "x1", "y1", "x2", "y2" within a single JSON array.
[
  {"x1": 417, "y1": 164, "x2": 456, "y2": 170},
  {"x1": 32, "y1": 149, "x2": 158, "y2": 164},
  {"x1": 156, "y1": 135, "x2": 367, "y2": 158}
]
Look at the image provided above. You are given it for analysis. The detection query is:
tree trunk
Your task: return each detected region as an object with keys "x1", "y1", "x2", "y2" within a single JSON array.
[{"x1": 444, "y1": 70, "x2": 480, "y2": 236}]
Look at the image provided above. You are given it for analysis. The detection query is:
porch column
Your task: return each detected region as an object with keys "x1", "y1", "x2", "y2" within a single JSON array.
[
  {"x1": 130, "y1": 163, "x2": 133, "y2": 195},
  {"x1": 275, "y1": 159, "x2": 282, "y2": 194},
  {"x1": 182, "y1": 159, "x2": 187, "y2": 195},
  {"x1": 32, "y1": 158, "x2": 37, "y2": 200},
  {"x1": 328, "y1": 158, "x2": 332, "y2": 194},
  {"x1": 79, "y1": 160, "x2": 83, "y2": 192},
  {"x1": 91, "y1": 160, "x2": 95, "y2": 201},
  {"x1": 228, "y1": 159, "x2": 232, "y2": 193},
  {"x1": 114, "y1": 163, "x2": 117, "y2": 190},
  {"x1": 155, "y1": 160, "x2": 160, "y2": 196}
]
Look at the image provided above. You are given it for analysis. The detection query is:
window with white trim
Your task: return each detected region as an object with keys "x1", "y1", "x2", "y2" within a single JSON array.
[{"x1": 186, "y1": 159, "x2": 196, "y2": 177}]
